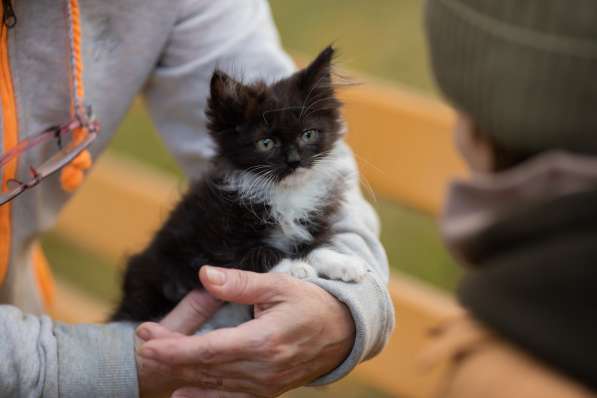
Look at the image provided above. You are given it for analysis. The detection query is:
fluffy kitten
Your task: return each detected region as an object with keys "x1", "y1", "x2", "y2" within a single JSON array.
[{"x1": 111, "y1": 46, "x2": 366, "y2": 322}]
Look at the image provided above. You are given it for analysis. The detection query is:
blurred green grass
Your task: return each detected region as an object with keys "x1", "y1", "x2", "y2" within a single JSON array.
[
  {"x1": 271, "y1": 0, "x2": 436, "y2": 94},
  {"x1": 43, "y1": 0, "x2": 461, "y2": 305}
]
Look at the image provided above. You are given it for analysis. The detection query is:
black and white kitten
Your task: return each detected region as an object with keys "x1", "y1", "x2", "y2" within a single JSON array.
[{"x1": 111, "y1": 46, "x2": 366, "y2": 322}]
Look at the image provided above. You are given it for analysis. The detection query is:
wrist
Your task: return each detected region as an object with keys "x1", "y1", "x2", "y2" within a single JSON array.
[
  {"x1": 305, "y1": 277, "x2": 376, "y2": 386},
  {"x1": 318, "y1": 288, "x2": 357, "y2": 372}
]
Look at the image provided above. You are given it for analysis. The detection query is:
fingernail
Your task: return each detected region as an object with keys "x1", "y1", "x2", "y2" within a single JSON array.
[
  {"x1": 136, "y1": 327, "x2": 151, "y2": 341},
  {"x1": 140, "y1": 346, "x2": 157, "y2": 359},
  {"x1": 205, "y1": 266, "x2": 226, "y2": 285}
]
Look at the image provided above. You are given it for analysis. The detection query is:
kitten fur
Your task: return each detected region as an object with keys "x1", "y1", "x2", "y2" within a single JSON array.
[{"x1": 111, "y1": 46, "x2": 365, "y2": 322}]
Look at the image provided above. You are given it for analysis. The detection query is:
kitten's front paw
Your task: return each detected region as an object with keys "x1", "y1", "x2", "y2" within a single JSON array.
[
  {"x1": 289, "y1": 261, "x2": 318, "y2": 279},
  {"x1": 309, "y1": 249, "x2": 368, "y2": 283},
  {"x1": 271, "y1": 259, "x2": 317, "y2": 280}
]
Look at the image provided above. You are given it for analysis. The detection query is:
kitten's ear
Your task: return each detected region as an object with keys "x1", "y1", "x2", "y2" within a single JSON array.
[
  {"x1": 210, "y1": 69, "x2": 243, "y2": 104},
  {"x1": 298, "y1": 45, "x2": 336, "y2": 91},
  {"x1": 207, "y1": 70, "x2": 246, "y2": 134}
]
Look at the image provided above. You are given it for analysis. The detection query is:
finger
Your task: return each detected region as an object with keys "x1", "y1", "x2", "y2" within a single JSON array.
[
  {"x1": 178, "y1": 359, "x2": 270, "y2": 380},
  {"x1": 160, "y1": 289, "x2": 223, "y2": 334},
  {"x1": 137, "y1": 322, "x2": 184, "y2": 342},
  {"x1": 141, "y1": 358, "x2": 260, "y2": 395},
  {"x1": 177, "y1": 360, "x2": 311, "y2": 390},
  {"x1": 140, "y1": 320, "x2": 272, "y2": 365},
  {"x1": 136, "y1": 356, "x2": 171, "y2": 377},
  {"x1": 200, "y1": 266, "x2": 295, "y2": 305},
  {"x1": 203, "y1": 361, "x2": 270, "y2": 379},
  {"x1": 174, "y1": 368, "x2": 260, "y2": 395},
  {"x1": 162, "y1": 359, "x2": 308, "y2": 397},
  {"x1": 172, "y1": 387, "x2": 254, "y2": 398}
]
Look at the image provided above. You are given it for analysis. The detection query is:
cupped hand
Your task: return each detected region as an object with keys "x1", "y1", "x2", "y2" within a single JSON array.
[
  {"x1": 135, "y1": 289, "x2": 223, "y2": 398},
  {"x1": 137, "y1": 266, "x2": 356, "y2": 398}
]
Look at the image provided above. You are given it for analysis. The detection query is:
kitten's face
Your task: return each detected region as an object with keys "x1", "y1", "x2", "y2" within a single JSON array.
[{"x1": 206, "y1": 46, "x2": 343, "y2": 183}]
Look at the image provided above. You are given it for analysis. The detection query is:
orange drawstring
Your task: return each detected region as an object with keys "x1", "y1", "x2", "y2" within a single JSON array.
[
  {"x1": 60, "y1": 150, "x2": 91, "y2": 191},
  {"x1": 32, "y1": 243, "x2": 56, "y2": 312},
  {"x1": 60, "y1": 0, "x2": 92, "y2": 192}
]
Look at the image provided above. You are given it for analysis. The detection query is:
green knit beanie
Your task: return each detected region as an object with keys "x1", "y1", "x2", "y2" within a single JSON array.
[{"x1": 425, "y1": 0, "x2": 597, "y2": 155}]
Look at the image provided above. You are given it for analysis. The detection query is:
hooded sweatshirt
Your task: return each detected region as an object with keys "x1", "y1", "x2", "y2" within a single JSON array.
[{"x1": 0, "y1": 1, "x2": 395, "y2": 396}]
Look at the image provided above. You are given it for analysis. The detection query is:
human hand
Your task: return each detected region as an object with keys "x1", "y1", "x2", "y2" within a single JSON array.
[
  {"x1": 137, "y1": 266, "x2": 356, "y2": 398},
  {"x1": 135, "y1": 289, "x2": 223, "y2": 398}
]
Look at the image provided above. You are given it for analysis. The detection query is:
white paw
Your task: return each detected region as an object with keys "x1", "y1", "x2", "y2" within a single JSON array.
[
  {"x1": 308, "y1": 249, "x2": 368, "y2": 283},
  {"x1": 270, "y1": 259, "x2": 317, "y2": 280},
  {"x1": 289, "y1": 261, "x2": 318, "y2": 279},
  {"x1": 321, "y1": 257, "x2": 368, "y2": 282},
  {"x1": 270, "y1": 259, "x2": 294, "y2": 274}
]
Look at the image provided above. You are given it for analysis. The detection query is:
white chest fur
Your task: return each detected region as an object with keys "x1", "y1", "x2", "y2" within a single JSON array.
[
  {"x1": 223, "y1": 144, "x2": 353, "y2": 252},
  {"x1": 269, "y1": 168, "x2": 332, "y2": 243}
]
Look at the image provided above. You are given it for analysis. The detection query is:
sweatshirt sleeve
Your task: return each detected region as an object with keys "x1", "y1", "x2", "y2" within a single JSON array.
[
  {"x1": 143, "y1": 0, "x2": 395, "y2": 385},
  {"x1": 0, "y1": 305, "x2": 138, "y2": 398},
  {"x1": 142, "y1": 0, "x2": 295, "y2": 179},
  {"x1": 308, "y1": 142, "x2": 396, "y2": 385}
]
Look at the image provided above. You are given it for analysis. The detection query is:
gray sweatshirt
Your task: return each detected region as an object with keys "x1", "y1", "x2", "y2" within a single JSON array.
[{"x1": 0, "y1": 0, "x2": 395, "y2": 396}]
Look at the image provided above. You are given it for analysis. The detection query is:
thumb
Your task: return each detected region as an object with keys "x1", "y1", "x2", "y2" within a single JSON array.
[
  {"x1": 200, "y1": 266, "x2": 292, "y2": 305},
  {"x1": 136, "y1": 322, "x2": 183, "y2": 342},
  {"x1": 158, "y1": 289, "x2": 222, "y2": 335}
]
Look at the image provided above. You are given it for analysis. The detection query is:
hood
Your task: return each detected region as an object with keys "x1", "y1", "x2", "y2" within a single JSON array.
[{"x1": 441, "y1": 150, "x2": 597, "y2": 266}]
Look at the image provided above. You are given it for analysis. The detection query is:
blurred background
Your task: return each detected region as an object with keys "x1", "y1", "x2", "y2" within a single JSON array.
[{"x1": 43, "y1": 1, "x2": 463, "y2": 397}]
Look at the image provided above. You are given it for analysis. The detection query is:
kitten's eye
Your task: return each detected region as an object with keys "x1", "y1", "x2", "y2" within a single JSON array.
[
  {"x1": 256, "y1": 138, "x2": 276, "y2": 152},
  {"x1": 302, "y1": 129, "x2": 319, "y2": 143}
]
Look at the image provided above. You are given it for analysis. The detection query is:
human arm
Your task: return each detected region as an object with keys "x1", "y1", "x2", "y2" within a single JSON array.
[
  {"x1": 142, "y1": 0, "x2": 294, "y2": 179},
  {"x1": 0, "y1": 289, "x2": 230, "y2": 398},
  {"x1": 307, "y1": 142, "x2": 395, "y2": 383},
  {"x1": 0, "y1": 305, "x2": 138, "y2": 397}
]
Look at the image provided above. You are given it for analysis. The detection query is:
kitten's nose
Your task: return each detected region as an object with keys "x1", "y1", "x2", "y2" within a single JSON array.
[
  {"x1": 287, "y1": 147, "x2": 301, "y2": 169},
  {"x1": 287, "y1": 159, "x2": 301, "y2": 169}
]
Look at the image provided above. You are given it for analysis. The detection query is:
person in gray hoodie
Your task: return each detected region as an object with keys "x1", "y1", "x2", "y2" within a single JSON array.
[{"x1": 0, "y1": 1, "x2": 394, "y2": 397}]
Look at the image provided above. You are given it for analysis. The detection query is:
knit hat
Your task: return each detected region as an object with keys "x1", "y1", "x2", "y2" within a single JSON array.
[{"x1": 425, "y1": 0, "x2": 597, "y2": 155}]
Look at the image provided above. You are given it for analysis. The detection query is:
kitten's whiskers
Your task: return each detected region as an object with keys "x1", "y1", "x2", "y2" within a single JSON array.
[
  {"x1": 301, "y1": 95, "x2": 338, "y2": 120},
  {"x1": 299, "y1": 75, "x2": 332, "y2": 120}
]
